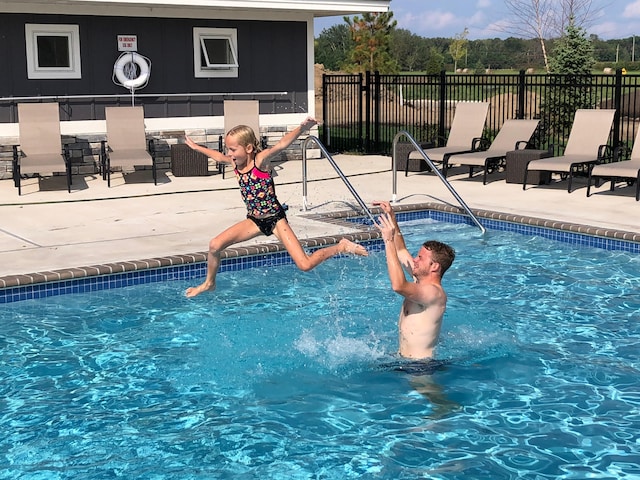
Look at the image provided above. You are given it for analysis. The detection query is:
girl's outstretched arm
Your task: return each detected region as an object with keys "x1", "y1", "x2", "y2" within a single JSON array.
[
  {"x1": 184, "y1": 135, "x2": 231, "y2": 164},
  {"x1": 256, "y1": 117, "x2": 318, "y2": 168}
]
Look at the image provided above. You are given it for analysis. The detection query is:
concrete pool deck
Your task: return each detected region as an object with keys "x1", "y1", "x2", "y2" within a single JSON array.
[{"x1": 0, "y1": 154, "x2": 639, "y2": 285}]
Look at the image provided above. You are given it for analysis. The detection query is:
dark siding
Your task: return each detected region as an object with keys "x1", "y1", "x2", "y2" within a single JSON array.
[{"x1": 0, "y1": 13, "x2": 308, "y2": 121}]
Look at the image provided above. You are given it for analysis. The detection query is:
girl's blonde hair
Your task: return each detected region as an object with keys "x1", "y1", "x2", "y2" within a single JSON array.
[{"x1": 226, "y1": 125, "x2": 262, "y2": 153}]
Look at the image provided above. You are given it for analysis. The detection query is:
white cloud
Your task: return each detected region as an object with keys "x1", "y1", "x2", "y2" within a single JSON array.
[
  {"x1": 622, "y1": 0, "x2": 640, "y2": 18},
  {"x1": 476, "y1": 0, "x2": 492, "y2": 8}
]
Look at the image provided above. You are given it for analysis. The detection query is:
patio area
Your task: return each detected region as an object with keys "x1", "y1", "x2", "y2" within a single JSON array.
[{"x1": 0, "y1": 153, "x2": 638, "y2": 283}]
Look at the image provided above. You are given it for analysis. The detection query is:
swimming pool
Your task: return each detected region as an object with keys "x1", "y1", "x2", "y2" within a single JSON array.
[{"x1": 2, "y1": 218, "x2": 640, "y2": 479}]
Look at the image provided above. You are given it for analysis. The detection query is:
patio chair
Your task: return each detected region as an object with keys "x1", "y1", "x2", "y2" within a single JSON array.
[
  {"x1": 13, "y1": 102, "x2": 71, "y2": 195},
  {"x1": 587, "y1": 127, "x2": 640, "y2": 201},
  {"x1": 102, "y1": 106, "x2": 157, "y2": 187},
  {"x1": 445, "y1": 119, "x2": 541, "y2": 185},
  {"x1": 404, "y1": 101, "x2": 489, "y2": 176},
  {"x1": 221, "y1": 100, "x2": 266, "y2": 178},
  {"x1": 523, "y1": 109, "x2": 616, "y2": 193}
]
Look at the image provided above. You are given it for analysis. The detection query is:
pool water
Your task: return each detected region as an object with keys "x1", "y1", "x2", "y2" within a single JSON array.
[{"x1": 2, "y1": 220, "x2": 640, "y2": 479}]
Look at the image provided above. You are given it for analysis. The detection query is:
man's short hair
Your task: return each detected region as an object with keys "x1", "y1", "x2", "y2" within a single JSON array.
[{"x1": 423, "y1": 240, "x2": 455, "y2": 276}]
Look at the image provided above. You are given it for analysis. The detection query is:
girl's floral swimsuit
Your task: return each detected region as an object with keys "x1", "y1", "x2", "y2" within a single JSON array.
[{"x1": 235, "y1": 160, "x2": 286, "y2": 236}]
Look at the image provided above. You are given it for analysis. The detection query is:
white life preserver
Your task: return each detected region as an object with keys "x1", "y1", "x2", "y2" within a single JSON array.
[{"x1": 113, "y1": 52, "x2": 150, "y2": 90}]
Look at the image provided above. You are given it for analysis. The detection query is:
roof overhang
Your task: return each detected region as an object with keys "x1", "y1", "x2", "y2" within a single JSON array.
[{"x1": 0, "y1": 0, "x2": 390, "y2": 19}]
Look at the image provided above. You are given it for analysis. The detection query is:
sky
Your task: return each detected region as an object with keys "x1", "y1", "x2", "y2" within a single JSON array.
[{"x1": 314, "y1": 0, "x2": 640, "y2": 41}]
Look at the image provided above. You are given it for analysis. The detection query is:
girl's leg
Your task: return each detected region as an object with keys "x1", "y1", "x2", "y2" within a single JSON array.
[
  {"x1": 273, "y1": 218, "x2": 367, "y2": 272},
  {"x1": 186, "y1": 218, "x2": 261, "y2": 297}
]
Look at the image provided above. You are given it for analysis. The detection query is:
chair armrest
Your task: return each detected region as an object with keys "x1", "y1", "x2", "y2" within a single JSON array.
[
  {"x1": 597, "y1": 144, "x2": 614, "y2": 163},
  {"x1": 612, "y1": 144, "x2": 630, "y2": 162},
  {"x1": 148, "y1": 138, "x2": 156, "y2": 157},
  {"x1": 514, "y1": 140, "x2": 529, "y2": 150},
  {"x1": 471, "y1": 137, "x2": 489, "y2": 151}
]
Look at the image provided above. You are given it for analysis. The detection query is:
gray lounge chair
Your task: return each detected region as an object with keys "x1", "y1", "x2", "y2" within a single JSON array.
[
  {"x1": 13, "y1": 102, "x2": 71, "y2": 195},
  {"x1": 405, "y1": 101, "x2": 489, "y2": 176},
  {"x1": 221, "y1": 100, "x2": 266, "y2": 177},
  {"x1": 523, "y1": 109, "x2": 616, "y2": 192},
  {"x1": 587, "y1": 127, "x2": 640, "y2": 201},
  {"x1": 446, "y1": 119, "x2": 540, "y2": 184},
  {"x1": 102, "y1": 106, "x2": 157, "y2": 187}
]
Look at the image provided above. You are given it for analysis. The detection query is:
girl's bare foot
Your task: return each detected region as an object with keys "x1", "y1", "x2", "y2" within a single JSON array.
[
  {"x1": 339, "y1": 238, "x2": 368, "y2": 257},
  {"x1": 185, "y1": 282, "x2": 216, "y2": 298}
]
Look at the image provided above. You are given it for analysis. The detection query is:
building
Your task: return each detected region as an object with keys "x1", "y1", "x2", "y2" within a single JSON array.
[{"x1": 0, "y1": 0, "x2": 390, "y2": 179}]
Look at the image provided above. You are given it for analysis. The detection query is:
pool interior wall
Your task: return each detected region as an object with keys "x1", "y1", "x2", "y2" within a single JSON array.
[{"x1": 1, "y1": 203, "x2": 639, "y2": 304}]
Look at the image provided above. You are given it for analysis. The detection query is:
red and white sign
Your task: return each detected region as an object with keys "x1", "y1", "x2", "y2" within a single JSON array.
[{"x1": 117, "y1": 35, "x2": 138, "y2": 52}]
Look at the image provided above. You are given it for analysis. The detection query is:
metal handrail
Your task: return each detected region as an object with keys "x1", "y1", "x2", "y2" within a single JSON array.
[
  {"x1": 302, "y1": 136, "x2": 377, "y2": 224},
  {"x1": 392, "y1": 130, "x2": 486, "y2": 235}
]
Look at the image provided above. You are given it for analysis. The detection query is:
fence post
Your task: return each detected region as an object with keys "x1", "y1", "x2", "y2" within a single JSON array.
[
  {"x1": 613, "y1": 69, "x2": 623, "y2": 152},
  {"x1": 517, "y1": 70, "x2": 526, "y2": 119},
  {"x1": 364, "y1": 71, "x2": 370, "y2": 153},
  {"x1": 322, "y1": 73, "x2": 329, "y2": 146},
  {"x1": 438, "y1": 70, "x2": 446, "y2": 146}
]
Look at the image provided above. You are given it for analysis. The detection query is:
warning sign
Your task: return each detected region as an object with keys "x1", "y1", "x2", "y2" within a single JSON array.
[{"x1": 117, "y1": 35, "x2": 138, "y2": 52}]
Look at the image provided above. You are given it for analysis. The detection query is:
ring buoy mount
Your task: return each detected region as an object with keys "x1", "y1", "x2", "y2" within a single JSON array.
[{"x1": 113, "y1": 52, "x2": 151, "y2": 90}]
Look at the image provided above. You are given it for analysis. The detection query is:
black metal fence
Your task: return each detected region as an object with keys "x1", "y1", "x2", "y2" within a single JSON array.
[{"x1": 322, "y1": 69, "x2": 640, "y2": 157}]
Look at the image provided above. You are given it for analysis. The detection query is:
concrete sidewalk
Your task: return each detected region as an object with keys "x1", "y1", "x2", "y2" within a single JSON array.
[{"x1": 0, "y1": 154, "x2": 638, "y2": 279}]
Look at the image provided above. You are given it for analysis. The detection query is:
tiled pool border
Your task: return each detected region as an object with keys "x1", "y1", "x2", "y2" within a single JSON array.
[{"x1": 2, "y1": 201, "x2": 639, "y2": 303}]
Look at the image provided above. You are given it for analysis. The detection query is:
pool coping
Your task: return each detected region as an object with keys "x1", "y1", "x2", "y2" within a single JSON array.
[{"x1": 1, "y1": 201, "x2": 639, "y2": 301}]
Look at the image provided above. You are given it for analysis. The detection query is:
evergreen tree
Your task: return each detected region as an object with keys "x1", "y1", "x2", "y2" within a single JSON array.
[
  {"x1": 344, "y1": 11, "x2": 398, "y2": 73},
  {"x1": 540, "y1": 19, "x2": 596, "y2": 151},
  {"x1": 425, "y1": 47, "x2": 445, "y2": 75}
]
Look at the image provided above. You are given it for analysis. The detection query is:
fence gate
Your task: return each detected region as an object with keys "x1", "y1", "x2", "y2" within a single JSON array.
[{"x1": 321, "y1": 73, "x2": 364, "y2": 153}]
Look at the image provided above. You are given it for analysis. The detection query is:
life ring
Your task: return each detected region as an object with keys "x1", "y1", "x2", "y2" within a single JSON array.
[{"x1": 113, "y1": 52, "x2": 150, "y2": 90}]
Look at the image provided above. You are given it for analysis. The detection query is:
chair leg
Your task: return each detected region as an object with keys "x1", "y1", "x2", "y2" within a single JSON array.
[
  {"x1": 522, "y1": 164, "x2": 529, "y2": 190},
  {"x1": 482, "y1": 163, "x2": 488, "y2": 185},
  {"x1": 567, "y1": 167, "x2": 574, "y2": 193}
]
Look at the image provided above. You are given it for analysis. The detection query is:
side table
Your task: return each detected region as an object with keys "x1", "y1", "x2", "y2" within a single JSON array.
[
  {"x1": 505, "y1": 149, "x2": 551, "y2": 185},
  {"x1": 394, "y1": 141, "x2": 435, "y2": 175},
  {"x1": 171, "y1": 144, "x2": 210, "y2": 177}
]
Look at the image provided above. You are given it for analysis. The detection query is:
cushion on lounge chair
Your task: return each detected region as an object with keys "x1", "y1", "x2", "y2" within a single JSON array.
[{"x1": 14, "y1": 102, "x2": 70, "y2": 195}]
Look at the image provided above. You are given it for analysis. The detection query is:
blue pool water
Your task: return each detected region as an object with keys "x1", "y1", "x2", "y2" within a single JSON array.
[{"x1": 2, "y1": 219, "x2": 640, "y2": 479}]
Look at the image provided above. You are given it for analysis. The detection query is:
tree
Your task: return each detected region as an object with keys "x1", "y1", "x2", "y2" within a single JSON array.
[
  {"x1": 315, "y1": 24, "x2": 353, "y2": 71},
  {"x1": 391, "y1": 28, "x2": 429, "y2": 72},
  {"x1": 448, "y1": 28, "x2": 469, "y2": 72},
  {"x1": 425, "y1": 47, "x2": 445, "y2": 74},
  {"x1": 501, "y1": 0, "x2": 606, "y2": 72},
  {"x1": 344, "y1": 11, "x2": 398, "y2": 73},
  {"x1": 540, "y1": 19, "x2": 596, "y2": 149}
]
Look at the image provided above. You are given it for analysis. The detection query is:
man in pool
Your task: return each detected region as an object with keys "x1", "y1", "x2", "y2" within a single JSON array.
[{"x1": 374, "y1": 201, "x2": 455, "y2": 360}]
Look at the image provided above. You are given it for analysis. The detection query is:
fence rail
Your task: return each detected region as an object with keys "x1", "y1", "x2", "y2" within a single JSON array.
[{"x1": 322, "y1": 69, "x2": 640, "y2": 157}]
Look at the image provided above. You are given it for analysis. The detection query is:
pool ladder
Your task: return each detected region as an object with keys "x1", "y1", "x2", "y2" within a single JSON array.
[
  {"x1": 301, "y1": 136, "x2": 377, "y2": 224},
  {"x1": 301, "y1": 134, "x2": 485, "y2": 235},
  {"x1": 392, "y1": 131, "x2": 486, "y2": 235}
]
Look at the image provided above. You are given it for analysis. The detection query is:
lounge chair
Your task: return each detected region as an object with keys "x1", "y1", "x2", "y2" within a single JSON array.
[
  {"x1": 523, "y1": 109, "x2": 616, "y2": 193},
  {"x1": 221, "y1": 100, "x2": 266, "y2": 177},
  {"x1": 13, "y1": 102, "x2": 71, "y2": 195},
  {"x1": 587, "y1": 127, "x2": 640, "y2": 201},
  {"x1": 102, "y1": 106, "x2": 157, "y2": 187},
  {"x1": 446, "y1": 119, "x2": 540, "y2": 184},
  {"x1": 405, "y1": 101, "x2": 489, "y2": 176}
]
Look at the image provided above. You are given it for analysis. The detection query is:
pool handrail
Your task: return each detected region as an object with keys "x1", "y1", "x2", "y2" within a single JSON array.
[
  {"x1": 301, "y1": 136, "x2": 377, "y2": 224},
  {"x1": 392, "y1": 131, "x2": 486, "y2": 235}
]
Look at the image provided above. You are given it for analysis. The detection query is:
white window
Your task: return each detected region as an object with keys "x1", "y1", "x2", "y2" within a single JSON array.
[
  {"x1": 193, "y1": 27, "x2": 238, "y2": 78},
  {"x1": 25, "y1": 24, "x2": 82, "y2": 79}
]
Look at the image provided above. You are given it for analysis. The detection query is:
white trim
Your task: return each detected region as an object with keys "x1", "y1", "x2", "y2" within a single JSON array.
[
  {"x1": 193, "y1": 27, "x2": 238, "y2": 78},
  {"x1": 25, "y1": 24, "x2": 82, "y2": 79},
  {"x1": 1, "y1": 1, "x2": 389, "y2": 19}
]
